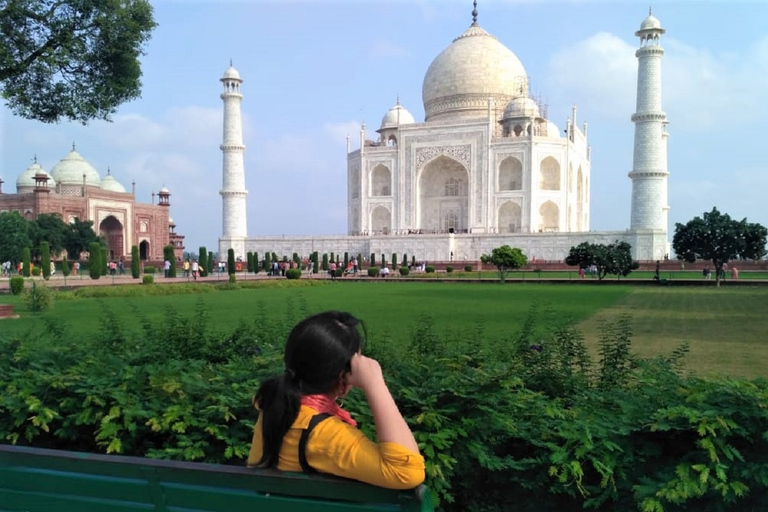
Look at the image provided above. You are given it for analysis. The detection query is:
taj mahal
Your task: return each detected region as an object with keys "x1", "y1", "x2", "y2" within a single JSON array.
[{"x1": 219, "y1": 4, "x2": 670, "y2": 262}]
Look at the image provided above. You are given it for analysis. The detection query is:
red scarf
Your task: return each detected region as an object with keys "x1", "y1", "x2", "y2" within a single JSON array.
[{"x1": 300, "y1": 394, "x2": 357, "y2": 427}]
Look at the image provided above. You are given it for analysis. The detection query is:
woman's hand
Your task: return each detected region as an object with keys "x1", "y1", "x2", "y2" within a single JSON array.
[{"x1": 347, "y1": 354, "x2": 384, "y2": 392}]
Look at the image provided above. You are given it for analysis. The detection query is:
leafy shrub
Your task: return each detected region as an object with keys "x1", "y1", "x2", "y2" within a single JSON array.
[
  {"x1": 367, "y1": 267, "x2": 379, "y2": 277},
  {"x1": 10, "y1": 276, "x2": 24, "y2": 295},
  {"x1": 144, "y1": 265, "x2": 156, "y2": 274},
  {"x1": 464, "y1": 265, "x2": 473, "y2": 272},
  {"x1": 285, "y1": 268, "x2": 302, "y2": 280},
  {"x1": 399, "y1": 266, "x2": 410, "y2": 276},
  {"x1": 31, "y1": 267, "x2": 41, "y2": 276},
  {"x1": 88, "y1": 242, "x2": 100, "y2": 280},
  {"x1": 425, "y1": 265, "x2": 435, "y2": 273},
  {"x1": 228, "y1": 273, "x2": 237, "y2": 284},
  {"x1": 142, "y1": 275, "x2": 154, "y2": 285},
  {"x1": 446, "y1": 266, "x2": 454, "y2": 273},
  {"x1": 61, "y1": 257, "x2": 70, "y2": 277},
  {"x1": 22, "y1": 282, "x2": 53, "y2": 312}
]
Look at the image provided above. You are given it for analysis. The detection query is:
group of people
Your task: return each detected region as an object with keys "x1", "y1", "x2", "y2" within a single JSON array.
[{"x1": 180, "y1": 259, "x2": 202, "y2": 279}]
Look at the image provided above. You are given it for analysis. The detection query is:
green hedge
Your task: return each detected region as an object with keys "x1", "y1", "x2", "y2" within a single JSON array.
[
  {"x1": 399, "y1": 266, "x2": 410, "y2": 276},
  {"x1": 2, "y1": 307, "x2": 768, "y2": 511},
  {"x1": 367, "y1": 267, "x2": 379, "y2": 277},
  {"x1": 10, "y1": 276, "x2": 24, "y2": 295},
  {"x1": 142, "y1": 275, "x2": 154, "y2": 285},
  {"x1": 425, "y1": 265, "x2": 435, "y2": 273}
]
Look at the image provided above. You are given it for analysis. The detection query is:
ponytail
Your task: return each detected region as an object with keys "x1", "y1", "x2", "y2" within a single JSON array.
[{"x1": 254, "y1": 371, "x2": 300, "y2": 468}]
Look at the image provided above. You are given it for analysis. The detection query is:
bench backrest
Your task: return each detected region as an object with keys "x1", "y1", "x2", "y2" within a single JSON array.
[{"x1": 0, "y1": 444, "x2": 433, "y2": 512}]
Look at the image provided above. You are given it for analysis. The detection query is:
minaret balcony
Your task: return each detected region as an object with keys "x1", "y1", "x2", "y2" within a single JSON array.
[{"x1": 631, "y1": 112, "x2": 667, "y2": 122}]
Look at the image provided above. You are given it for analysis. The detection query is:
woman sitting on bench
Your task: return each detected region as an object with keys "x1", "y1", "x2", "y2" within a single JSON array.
[{"x1": 247, "y1": 311, "x2": 425, "y2": 490}]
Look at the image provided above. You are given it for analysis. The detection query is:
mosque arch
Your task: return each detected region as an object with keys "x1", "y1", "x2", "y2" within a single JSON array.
[
  {"x1": 371, "y1": 206, "x2": 391, "y2": 234},
  {"x1": 497, "y1": 201, "x2": 522, "y2": 233},
  {"x1": 577, "y1": 167, "x2": 584, "y2": 231},
  {"x1": 539, "y1": 156, "x2": 560, "y2": 190},
  {"x1": 498, "y1": 157, "x2": 523, "y2": 191},
  {"x1": 418, "y1": 155, "x2": 468, "y2": 232},
  {"x1": 99, "y1": 215, "x2": 124, "y2": 260},
  {"x1": 139, "y1": 240, "x2": 150, "y2": 261},
  {"x1": 371, "y1": 164, "x2": 391, "y2": 196},
  {"x1": 387, "y1": 135, "x2": 397, "y2": 147},
  {"x1": 539, "y1": 201, "x2": 559, "y2": 232}
]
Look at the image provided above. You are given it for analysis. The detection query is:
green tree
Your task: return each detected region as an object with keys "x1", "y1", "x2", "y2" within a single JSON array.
[
  {"x1": 480, "y1": 245, "x2": 528, "y2": 283},
  {"x1": 392, "y1": 253, "x2": 398, "y2": 269},
  {"x1": 370, "y1": 253, "x2": 376, "y2": 267},
  {"x1": 100, "y1": 246, "x2": 107, "y2": 276},
  {"x1": 61, "y1": 256, "x2": 70, "y2": 277},
  {"x1": 0, "y1": 211, "x2": 31, "y2": 264},
  {"x1": 64, "y1": 218, "x2": 100, "y2": 260},
  {"x1": 29, "y1": 213, "x2": 68, "y2": 258},
  {"x1": 246, "y1": 251, "x2": 254, "y2": 273},
  {"x1": 264, "y1": 252, "x2": 272, "y2": 273},
  {"x1": 207, "y1": 252, "x2": 214, "y2": 278},
  {"x1": 253, "y1": 252, "x2": 259, "y2": 274},
  {"x1": 565, "y1": 241, "x2": 638, "y2": 282},
  {"x1": 321, "y1": 253, "x2": 328, "y2": 272},
  {"x1": 40, "y1": 241, "x2": 51, "y2": 279},
  {"x1": 0, "y1": 0, "x2": 157, "y2": 124},
  {"x1": 131, "y1": 246, "x2": 140, "y2": 278},
  {"x1": 199, "y1": 247, "x2": 208, "y2": 277},
  {"x1": 88, "y1": 242, "x2": 101, "y2": 280},
  {"x1": 227, "y1": 248, "x2": 236, "y2": 276},
  {"x1": 163, "y1": 245, "x2": 176, "y2": 277},
  {"x1": 312, "y1": 251, "x2": 319, "y2": 273},
  {"x1": 22, "y1": 247, "x2": 31, "y2": 277},
  {"x1": 673, "y1": 207, "x2": 768, "y2": 287}
]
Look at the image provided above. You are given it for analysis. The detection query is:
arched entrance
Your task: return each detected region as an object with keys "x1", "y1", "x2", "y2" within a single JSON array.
[
  {"x1": 371, "y1": 206, "x2": 391, "y2": 234},
  {"x1": 139, "y1": 240, "x2": 150, "y2": 261},
  {"x1": 418, "y1": 155, "x2": 469, "y2": 232},
  {"x1": 99, "y1": 216, "x2": 123, "y2": 261},
  {"x1": 497, "y1": 201, "x2": 522, "y2": 233}
]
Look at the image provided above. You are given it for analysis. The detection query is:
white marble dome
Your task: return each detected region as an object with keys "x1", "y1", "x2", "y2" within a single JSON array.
[
  {"x1": 546, "y1": 120, "x2": 561, "y2": 138},
  {"x1": 502, "y1": 97, "x2": 540, "y2": 120},
  {"x1": 422, "y1": 23, "x2": 528, "y2": 122},
  {"x1": 222, "y1": 65, "x2": 241, "y2": 80},
  {"x1": 639, "y1": 14, "x2": 662, "y2": 31},
  {"x1": 100, "y1": 171, "x2": 127, "y2": 193},
  {"x1": 50, "y1": 150, "x2": 101, "y2": 188},
  {"x1": 16, "y1": 162, "x2": 56, "y2": 192},
  {"x1": 380, "y1": 103, "x2": 415, "y2": 129}
]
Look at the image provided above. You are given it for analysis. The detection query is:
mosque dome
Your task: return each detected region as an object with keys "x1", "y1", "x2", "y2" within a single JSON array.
[
  {"x1": 159, "y1": 186, "x2": 170, "y2": 194},
  {"x1": 16, "y1": 162, "x2": 56, "y2": 192},
  {"x1": 639, "y1": 14, "x2": 662, "y2": 31},
  {"x1": 502, "y1": 97, "x2": 541, "y2": 120},
  {"x1": 380, "y1": 102, "x2": 415, "y2": 130},
  {"x1": 422, "y1": 23, "x2": 528, "y2": 122},
  {"x1": 222, "y1": 65, "x2": 241, "y2": 80},
  {"x1": 100, "y1": 170, "x2": 127, "y2": 193},
  {"x1": 50, "y1": 150, "x2": 101, "y2": 188},
  {"x1": 545, "y1": 120, "x2": 561, "y2": 138}
]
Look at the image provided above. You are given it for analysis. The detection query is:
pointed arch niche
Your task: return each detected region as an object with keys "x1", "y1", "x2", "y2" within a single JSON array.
[
  {"x1": 371, "y1": 205, "x2": 391, "y2": 234},
  {"x1": 497, "y1": 201, "x2": 522, "y2": 233},
  {"x1": 371, "y1": 164, "x2": 391, "y2": 196},
  {"x1": 418, "y1": 155, "x2": 468, "y2": 232},
  {"x1": 539, "y1": 156, "x2": 560, "y2": 190},
  {"x1": 539, "y1": 201, "x2": 559, "y2": 232},
  {"x1": 498, "y1": 156, "x2": 523, "y2": 191}
]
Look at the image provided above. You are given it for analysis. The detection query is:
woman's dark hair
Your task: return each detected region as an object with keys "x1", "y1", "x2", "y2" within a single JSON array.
[{"x1": 254, "y1": 310, "x2": 363, "y2": 468}]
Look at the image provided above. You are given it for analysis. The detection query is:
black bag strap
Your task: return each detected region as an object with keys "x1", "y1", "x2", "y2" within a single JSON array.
[{"x1": 298, "y1": 413, "x2": 332, "y2": 473}]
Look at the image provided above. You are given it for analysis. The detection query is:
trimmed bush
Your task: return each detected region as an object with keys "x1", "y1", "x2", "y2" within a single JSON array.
[
  {"x1": 426, "y1": 265, "x2": 436, "y2": 273},
  {"x1": 61, "y1": 257, "x2": 70, "y2": 277},
  {"x1": 23, "y1": 281, "x2": 53, "y2": 312},
  {"x1": 285, "y1": 268, "x2": 302, "y2": 280},
  {"x1": 10, "y1": 276, "x2": 24, "y2": 295},
  {"x1": 402, "y1": 254, "x2": 408, "y2": 267},
  {"x1": 89, "y1": 242, "x2": 101, "y2": 280},
  {"x1": 31, "y1": 267, "x2": 41, "y2": 276},
  {"x1": 247, "y1": 251, "x2": 254, "y2": 273},
  {"x1": 370, "y1": 253, "x2": 376, "y2": 267},
  {"x1": 207, "y1": 253, "x2": 214, "y2": 278},
  {"x1": 144, "y1": 265, "x2": 156, "y2": 274},
  {"x1": 264, "y1": 252, "x2": 272, "y2": 273},
  {"x1": 227, "y1": 248, "x2": 235, "y2": 275},
  {"x1": 163, "y1": 245, "x2": 176, "y2": 277},
  {"x1": 464, "y1": 265, "x2": 473, "y2": 272},
  {"x1": 142, "y1": 275, "x2": 154, "y2": 285},
  {"x1": 199, "y1": 247, "x2": 208, "y2": 277},
  {"x1": 40, "y1": 241, "x2": 51, "y2": 280},
  {"x1": 131, "y1": 246, "x2": 140, "y2": 278},
  {"x1": 367, "y1": 267, "x2": 380, "y2": 277},
  {"x1": 399, "y1": 266, "x2": 410, "y2": 276},
  {"x1": 446, "y1": 266, "x2": 454, "y2": 273},
  {"x1": 321, "y1": 253, "x2": 328, "y2": 271}
]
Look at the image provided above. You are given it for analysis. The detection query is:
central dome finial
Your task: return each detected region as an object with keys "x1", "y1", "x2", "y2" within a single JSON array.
[{"x1": 471, "y1": 1, "x2": 478, "y2": 26}]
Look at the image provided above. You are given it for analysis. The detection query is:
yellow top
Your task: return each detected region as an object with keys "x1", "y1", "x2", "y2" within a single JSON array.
[{"x1": 247, "y1": 405, "x2": 425, "y2": 490}]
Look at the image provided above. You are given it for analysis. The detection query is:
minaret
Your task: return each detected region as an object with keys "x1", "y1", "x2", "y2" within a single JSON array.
[
  {"x1": 629, "y1": 10, "x2": 669, "y2": 232},
  {"x1": 219, "y1": 62, "x2": 248, "y2": 255}
]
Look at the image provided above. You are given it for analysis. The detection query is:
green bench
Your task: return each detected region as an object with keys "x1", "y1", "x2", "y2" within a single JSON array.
[{"x1": 0, "y1": 444, "x2": 434, "y2": 512}]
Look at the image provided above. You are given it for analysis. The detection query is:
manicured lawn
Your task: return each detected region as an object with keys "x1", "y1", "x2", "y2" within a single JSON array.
[
  {"x1": 3, "y1": 281, "x2": 767, "y2": 378},
  {"x1": 577, "y1": 286, "x2": 768, "y2": 379}
]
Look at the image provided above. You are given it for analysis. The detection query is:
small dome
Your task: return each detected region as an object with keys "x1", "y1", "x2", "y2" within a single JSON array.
[
  {"x1": 100, "y1": 171, "x2": 127, "y2": 193},
  {"x1": 169, "y1": 217, "x2": 175, "y2": 225},
  {"x1": 222, "y1": 65, "x2": 241, "y2": 80},
  {"x1": 159, "y1": 186, "x2": 170, "y2": 194},
  {"x1": 380, "y1": 103, "x2": 415, "y2": 130},
  {"x1": 16, "y1": 162, "x2": 56, "y2": 192},
  {"x1": 502, "y1": 97, "x2": 541, "y2": 120},
  {"x1": 50, "y1": 150, "x2": 101, "y2": 188},
  {"x1": 640, "y1": 14, "x2": 662, "y2": 31},
  {"x1": 423, "y1": 23, "x2": 528, "y2": 122},
  {"x1": 545, "y1": 120, "x2": 561, "y2": 138}
]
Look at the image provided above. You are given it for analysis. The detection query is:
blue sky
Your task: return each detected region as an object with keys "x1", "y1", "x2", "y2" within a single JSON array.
[{"x1": 2, "y1": 0, "x2": 767, "y2": 255}]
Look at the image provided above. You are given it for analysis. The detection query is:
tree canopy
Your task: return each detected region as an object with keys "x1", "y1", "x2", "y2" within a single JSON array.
[
  {"x1": 0, "y1": 211, "x2": 32, "y2": 264},
  {"x1": 565, "y1": 241, "x2": 638, "y2": 281},
  {"x1": 480, "y1": 245, "x2": 528, "y2": 283},
  {"x1": 0, "y1": 0, "x2": 156, "y2": 123},
  {"x1": 673, "y1": 207, "x2": 767, "y2": 287}
]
